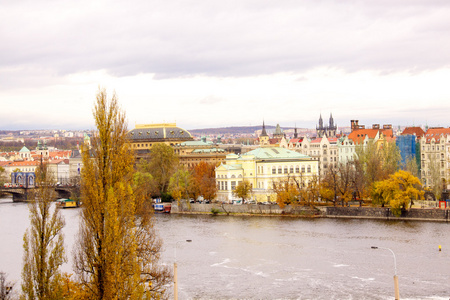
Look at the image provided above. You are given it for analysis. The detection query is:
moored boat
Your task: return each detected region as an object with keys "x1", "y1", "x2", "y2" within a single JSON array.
[{"x1": 56, "y1": 198, "x2": 79, "y2": 208}]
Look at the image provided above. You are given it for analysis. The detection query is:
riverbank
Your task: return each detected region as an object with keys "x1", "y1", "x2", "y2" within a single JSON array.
[{"x1": 172, "y1": 202, "x2": 450, "y2": 222}]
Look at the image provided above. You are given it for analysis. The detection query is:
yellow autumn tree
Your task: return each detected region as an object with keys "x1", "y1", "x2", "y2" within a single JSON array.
[
  {"x1": 272, "y1": 177, "x2": 299, "y2": 208},
  {"x1": 73, "y1": 89, "x2": 171, "y2": 299},
  {"x1": 371, "y1": 170, "x2": 424, "y2": 216},
  {"x1": 21, "y1": 163, "x2": 66, "y2": 300},
  {"x1": 233, "y1": 180, "x2": 253, "y2": 203}
]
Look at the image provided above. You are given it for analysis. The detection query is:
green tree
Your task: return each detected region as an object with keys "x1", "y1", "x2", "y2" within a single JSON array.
[
  {"x1": 404, "y1": 155, "x2": 419, "y2": 178},
  {"x1": 0, "y1": 166, "x2": 6, "y2": 189},
  {"x1": 355, "y1": 139, "x2": 401, "y2": 191},
  {"x1": 168, "y1": 167, "x2": 191, "y2": 202},
  {"x1": 233, "y1": 180, "x2": 253, "y2": 203},
  {"x1": 371, "y1": 170, "x2": 424, "y2": 216},
  {"x1": 145, "y1": 143, "x2": 179, "y2": 197},
  {"x1": 134, "y1": 159, "x2": 157, "y2": 200},
  {"x1": 428, "y1": 157, "x2": 443, "y2": 200},
  {"x1": 21, "y1": 163, "x2": 66, "y2": 300},
  {"x1": 73, "y1": 89, "x2": 171, "y2": 299}
]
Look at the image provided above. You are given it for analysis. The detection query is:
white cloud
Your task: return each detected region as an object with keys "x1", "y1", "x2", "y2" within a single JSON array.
[{"x1": 1, "y1": 0, "x2": 450, "y2": 129}]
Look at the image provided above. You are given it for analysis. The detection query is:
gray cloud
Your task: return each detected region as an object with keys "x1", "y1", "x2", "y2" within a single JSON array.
[{"x1": 2, "y1": 0, "x2": 450, "y2": 81}]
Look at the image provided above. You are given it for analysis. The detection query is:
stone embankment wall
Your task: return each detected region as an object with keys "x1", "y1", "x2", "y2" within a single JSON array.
[
  {"x1": 172, "y1": 202, "x2": 320, "y2": 216},
  {"x1": 171, "y1": 202, "x2": 450, "y2": 221},
  {"x1": 326, "y1": 206, "x2": 450, "y2": 222}
]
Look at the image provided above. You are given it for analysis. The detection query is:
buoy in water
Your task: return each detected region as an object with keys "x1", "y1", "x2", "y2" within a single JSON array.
[{"x1": 439, "y1": 245, "x2": 442, "y2": 251}]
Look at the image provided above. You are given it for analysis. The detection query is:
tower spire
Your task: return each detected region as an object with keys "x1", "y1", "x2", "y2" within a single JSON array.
[{"x1": 261, "y1": 120, "x2": 268, "y2": 137}]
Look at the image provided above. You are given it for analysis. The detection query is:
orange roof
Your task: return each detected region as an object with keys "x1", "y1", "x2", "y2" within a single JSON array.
[
  {"x1": 8, "y1": 161, "x2": 39, "y2": 167},
  {"x1": 402, "y1": 127, "x2": 425, "y2": 137},
  {"x1": 424, "y1": 127, "x2": 450, "y2": 143},
  {"x1": 347, "y1": 129, "x2": 393, "y2": 144}
]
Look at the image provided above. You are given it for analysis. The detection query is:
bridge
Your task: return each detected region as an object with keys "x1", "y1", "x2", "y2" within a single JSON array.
[{"x1": 0, "y1": 186, "x2": 80, "y2": 202}]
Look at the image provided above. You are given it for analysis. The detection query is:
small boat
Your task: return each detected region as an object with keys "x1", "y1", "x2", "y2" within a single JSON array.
[
  {"x1": 56, "y1": 198, "x2": 79, "y2": 208},
  {"x1": 152, "y1": 203, "x2": 171, "y2": 213}
]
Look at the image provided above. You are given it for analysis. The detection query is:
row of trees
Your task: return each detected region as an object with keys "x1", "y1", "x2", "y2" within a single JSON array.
[
  {"x1": 20, "y1": 89, "x2": 172, "y2": 299},
  {"x1": 133, "y1": 144, "x2": 218, "y2": 203},
  {"x1": 232, "y1": 140, "x2": 425, "y2": 216}
]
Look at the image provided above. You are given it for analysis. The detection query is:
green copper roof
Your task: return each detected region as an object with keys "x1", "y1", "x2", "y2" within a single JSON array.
[
  {"x1": 242, "y1": 147, "x2": 310, "y2": 160},
  {"x1": 19, "y1": 146, "x2": 30, "y2": 153},
  {"x1": 178, "y1": 140, "x2": 212, "y2": 146}
]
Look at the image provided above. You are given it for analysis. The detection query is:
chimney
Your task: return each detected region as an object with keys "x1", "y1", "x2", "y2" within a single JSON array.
[
  {"x1": 372, "y1": 124, "x2": 380, "y2": 129},
  {"x1": 383, "y1": 124, "x2": 392, "y2": 130}
]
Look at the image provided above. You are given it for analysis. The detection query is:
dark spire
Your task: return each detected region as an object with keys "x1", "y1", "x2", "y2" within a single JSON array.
[
  {"x1": 261, "y1": 120, "x2": 268, "y2": 137},
  {"x1": 329, "y1": 113, "x2": 334, "y2": 127},
  {"x1": 319, "y1": 114, "x2": 323, "y2": 128},
  {"x1": 294, "y1": 124, "x2": 298, "y2": 139}
]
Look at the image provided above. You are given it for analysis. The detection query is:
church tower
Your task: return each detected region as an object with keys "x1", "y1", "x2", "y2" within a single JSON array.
[
  {"x1": 259, "y1": 121, "x2": 270, "y2": 146},
  {"x1": 316, "y1": 114, "x2": 325, "y2": 138},
  {"x1": 317, "y1": 113, "x2": 337, "y2": 138},
  {"x1": 326, "y1": 113, "x2": 337, "y2": 138}
]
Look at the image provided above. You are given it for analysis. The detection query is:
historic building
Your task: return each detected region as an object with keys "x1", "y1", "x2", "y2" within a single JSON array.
[
  {"x1": 297, "y1": 136, "x2": 339, "y2": 176},
  {"x1": 127, "y1": 123, "x2": 194, "y2": 157},
  {"x1": 337, "y1": 121, "x2": 396, "y2": 164},
  {"x1": 420, "y1": 127, "x2": 450, "y2": 190},
  {"x1": 316, "y1": 114, "x2": 337, "y2": 138},
  {"x1": 258, "y1": 122, "x2": 286, "y2": 147},
  {"x1": 173, "y1": 138, "x2": 226, "y2": 168},
  {"x1": 215, "y1": 147, "x2": 318, "y2": 203}
]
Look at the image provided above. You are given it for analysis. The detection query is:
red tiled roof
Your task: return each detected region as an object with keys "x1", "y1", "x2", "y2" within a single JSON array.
[
  {"x1": 289, "y1": 138, "x2": 303, "y2": 144},
  {"x1": 402, "y1": 127, "x2": 425, "y2": 137},
  {"x1": 424, "y1": 127, "x2": 450, "y2": 143}
]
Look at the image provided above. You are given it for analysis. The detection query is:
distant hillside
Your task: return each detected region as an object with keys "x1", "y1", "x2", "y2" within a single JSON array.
[{"x1": 189, "y1": 125, "x2": 279, "y2": 135}]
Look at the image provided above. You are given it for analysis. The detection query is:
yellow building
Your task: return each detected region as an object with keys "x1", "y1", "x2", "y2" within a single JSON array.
[
  {"x1": 173, "y1": 139, "x2": 226, "y2": 168},
  {"x1": 215, "y1": 147, "x2": 318, "y2": 203},
  {"x1": 128, "y1": 123, "x2": 194, "y2": 158}
]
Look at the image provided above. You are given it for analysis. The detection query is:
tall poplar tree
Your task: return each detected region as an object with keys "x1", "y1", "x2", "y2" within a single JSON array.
[
  {"x1": 73, "y1": 89, "x2": 171, "y2": 299},
  {"x1": 21, "y1": 163, "x2": 66, "y2": 300}
]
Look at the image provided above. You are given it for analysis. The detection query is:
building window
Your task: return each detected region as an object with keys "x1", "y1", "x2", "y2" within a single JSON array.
[
  {"x1": 272, "y1": 167, "x2": 276, "y2": 174},
  {"x1": 301, "y1": 166, "x2": 305, "y2": 173},
  {"x1": 284, "y1": 167, "x2": 288, "y2": 174},
  {"x1": 295, "y1": 166, "x2": 299, "y2": 173},
  {"x1": 290, "y1": 166, "x2": 294, "y2": 173},
  {"x1": 307, "y1": 165, "x2": 311, "y2": 173},
  {"x1": 278, "y1": 167, "x2": 282, "y2": 174},
  {"x1": 231, "y1": 181, "x2": 236, "y2": 190}
]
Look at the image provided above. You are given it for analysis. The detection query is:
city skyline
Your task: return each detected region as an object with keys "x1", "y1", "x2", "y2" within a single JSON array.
[{"x1": 1, "y1": 1, "x2": 450, "y2": 130}]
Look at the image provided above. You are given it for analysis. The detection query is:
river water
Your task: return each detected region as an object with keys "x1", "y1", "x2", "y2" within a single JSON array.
[{"x1": 1, "y1": 196, "x2": 450, "y2": 299}]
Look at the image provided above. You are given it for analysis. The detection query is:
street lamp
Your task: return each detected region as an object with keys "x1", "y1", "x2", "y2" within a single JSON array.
[
  {"x1": 371, "y1": 246, "x2": 399, "y2": 300},
  {"x1": 174, "y1": 240, "x2": 192, "y2": 300}
]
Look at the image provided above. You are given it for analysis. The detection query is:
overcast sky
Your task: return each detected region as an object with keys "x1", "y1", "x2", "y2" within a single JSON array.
[{"x1": 1, "y1": 0, "x2": 450, "y2": 131}]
